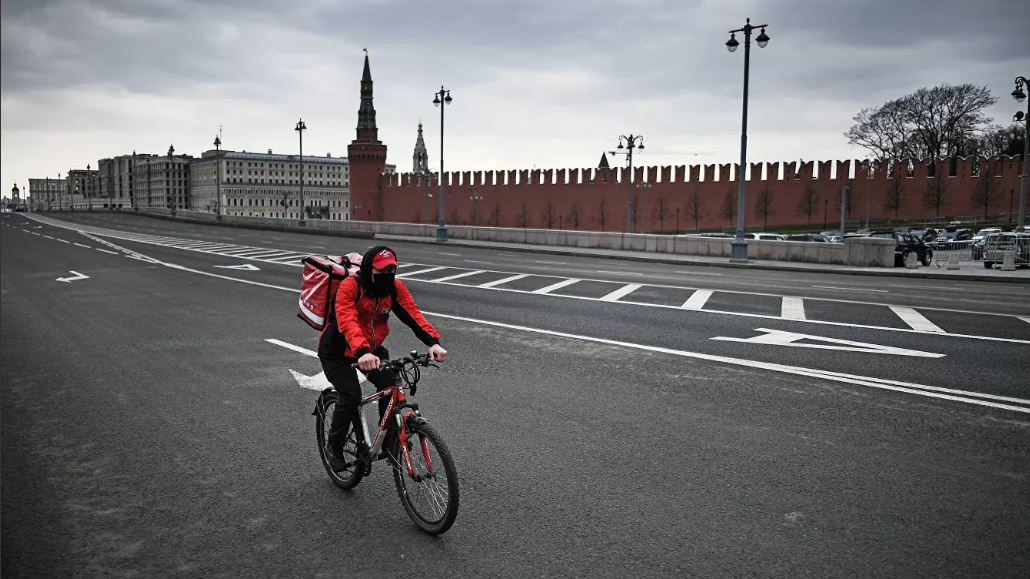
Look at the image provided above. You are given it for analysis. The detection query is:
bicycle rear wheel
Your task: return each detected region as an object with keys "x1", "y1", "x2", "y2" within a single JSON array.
[
  {"x1": 314, "y1": 390, "x2": 363, "y2": 490},
  {"x1": 392, "y1": 418, "x2": 460, "y2": 535}
]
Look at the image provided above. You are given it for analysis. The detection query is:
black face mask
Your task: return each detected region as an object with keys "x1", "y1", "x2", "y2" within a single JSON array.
[{"x1": 371, "y1": 272, "x2": 395, "y2": 297}]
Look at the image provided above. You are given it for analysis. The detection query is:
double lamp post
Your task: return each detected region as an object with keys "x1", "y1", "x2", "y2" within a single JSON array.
[
  {"x1": 433, "y1": 86, "x2": 453, "y2": 241},
  {"x1": 1013, "y1": 76, "x2": 1028, "y2": 232}
]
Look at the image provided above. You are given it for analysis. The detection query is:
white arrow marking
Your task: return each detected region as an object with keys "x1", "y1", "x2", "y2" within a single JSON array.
[
  {"x1": 290, "y1": 369, "x2": 333, "y2": 391},
  {"x1": 711, "y1": 328, "x2": 944, "y2": 358},
  {"x1": 214, "y1": 263, "x2": 260, "y2": 271},
  {"x1": 56, "y1": 271, "x2": 89, "y2": 283}
]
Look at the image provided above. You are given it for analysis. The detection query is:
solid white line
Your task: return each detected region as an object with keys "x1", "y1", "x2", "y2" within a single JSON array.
[
  {"x1": 432, "y1": 270, "x2": 486, "y2": 283},
  {"x1": 419, "y1": 312, "x2": 1030, "y2": 414},
  {"x1": 534, "y1": 260, "x2": 568, "y2": 265},
  {"x1": 58, "y1": 239, "x2": 70, "y2": 243},
  {"x1": 96, "y1": 248, "x2": 119, "y2": 255},
  {"x1": 265, "y1": 338, "x2": 317, "y2": 357},
  {"x1": 440, "y1": 252, "x2": 461, "y2": 256},
  {"x1": 1020, "y1": 317, "x2": 1030, "y2": 325},
  {"x1": 682, "y1": 289, "x2": 713, "y2": 310},
  {"x1": 600, "y1": 283, "x2": 643, "y2": 302},
  {"x1": 533, "y1": 278, "x2": 581, "y2": 294},
  {"x1": 781, "y1": 297, "x2": 806, "y2": 320},
  {"x1": 463, "y1": 260, "x2": 494, "y2": 264},
  {"x1": 74, "y1": 243, "x2": 92, "y2": 248},
  {"x1": 248, "y1": 251, "x2": 296, "y2": 259},
  {"x1": 396, "y1": 266, "x2": 448, "y2": 279},
  {"x1": 812, "y1": 286, "x2": 889, "y2": 293},
  {"x1": 890, "y1": 306, "x2": 945, "y2": 333},
  {"x1": 479, "y1": 273, "x2": 529, "y2": 288},
  {"x1": 219, "y1": 248, "x2": 274, "y2": 257}
]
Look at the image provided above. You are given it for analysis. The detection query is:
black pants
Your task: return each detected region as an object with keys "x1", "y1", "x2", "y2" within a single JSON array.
[{"x1": 321, "y1": 347, "x2": 398, "y2": 451}]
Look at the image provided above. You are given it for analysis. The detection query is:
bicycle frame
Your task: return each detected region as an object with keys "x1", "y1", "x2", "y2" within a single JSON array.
[{"x1": 357, "y1": 383, "x2": 435, "y2": 479}]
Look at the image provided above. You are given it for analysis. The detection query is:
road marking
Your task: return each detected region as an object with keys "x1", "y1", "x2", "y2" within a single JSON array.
[
  {"x1": 95, "y1": 248, "x2": 118, "y2": 254},
  {"x1": 479, "y1": 273, "x2": 529, "y2": 288},
  {"x1": 73, "y1": 243, "x2": 92, "y2": 248},
  {"x1": 56, "y1": 271, "x2": 89, "y2": 283},
  {"x1": 595, "y1": 270, "x2": 644, "y2": 277},
  {"x1": 396, "y1": 266, "x2": 448, "y2": 279},
  {"x1": 1020, "y1": 317, "x2": 1030, "y2": 325},
  {"x1": 265, "y1": 339, "x2": 369, "y2": 387},
  {"x1": 419, "y1": 312, "x2": 1030, "y2": 413},
  {"x1": 432, "y1": 270, "x2": 485, "y2": 283},
  {"x1": 890, "y1": 306, "x2": 945, "y2": 333},
  {"x1": 533, "y1": 278, "x2": 581, "y2": 294},
  {"x1": 214, "y1": 263, "x2": 260, "y2": 271},
  {"x1": 682, "y1": 289, "x2": 713, "y2": 310},
  {"x1": 58, "y1": 239, "x2": 70, "y2": 243},
  {"x1": 812, "y1": 286, "x2": 889, "y2": 293},
  {"x1": 43, "y1": 235, "x2": 54, "y2": 239},
  {"x1": 711, "y1": 328, "x2": 944, "y2": 358},
  {"x1": 781, "y1": 297, "x2": 806, "y2": 320},
  {"x1": 463, "y1": 260, "x2": 494, "y2": 264},
  {"x1": 534, "y1": 260, "x2": 568, "y2": 265},
  {"x1": 440, "y1": 252, "x2": 461, "y2": 256},
  {"x1": 266, "y1": 338, "x2": 316, "y2": 357},
  {"x1": 600, "y1": 283, "x2": 643, "y2": 302}
]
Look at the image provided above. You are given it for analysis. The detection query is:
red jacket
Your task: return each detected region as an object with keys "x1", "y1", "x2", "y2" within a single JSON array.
[{"x1": 317, "y1": 275, "x2": 440, "y2": 360}]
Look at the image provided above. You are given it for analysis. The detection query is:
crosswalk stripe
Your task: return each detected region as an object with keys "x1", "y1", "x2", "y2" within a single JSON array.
[
  {"x1": 533, "y1": 278, "x2": 581, "y2": 294},
  {"x1": 890, "y1": 306, "x2": 945, "y2": 333},
  {"x1": 397, "y1": 266, "x2": 447, "y2": 279},
  {"x1": 781, "y1": 297, "x2": 806, "y2": 320},
  {"x1": 433, "y1": 270, "x2": 485, "y2": 283},
  {"x1": 220, "y1": 248, "x2": 276, "y2": 257},
  {"x1": 681, "y1": 289, "x2": 713, "y2": 310},
  {"x1": 479, "y1": 274, "x2": 529, "y2": 288},
  {"x1": 600, "y1": 283, "x2": 643, "y2": 302}
]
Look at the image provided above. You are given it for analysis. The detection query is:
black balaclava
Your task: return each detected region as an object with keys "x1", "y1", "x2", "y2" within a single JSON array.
[{"x1": 359, "y1": 245, "x2": 397, "y2": 298}]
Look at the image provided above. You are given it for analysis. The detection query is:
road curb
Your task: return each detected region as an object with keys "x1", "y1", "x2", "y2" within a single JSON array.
[{"x1": 377, "y1": 235, "x2": 1030, "y2": 284}]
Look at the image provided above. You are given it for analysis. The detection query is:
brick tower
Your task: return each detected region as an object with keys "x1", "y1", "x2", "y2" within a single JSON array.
[{"x1": 347, "y1": 50, "x2": 387, "y2": 221}]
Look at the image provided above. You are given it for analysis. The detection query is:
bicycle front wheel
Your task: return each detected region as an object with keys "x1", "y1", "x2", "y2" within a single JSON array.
[{"x1": 392, "y1": 419, "x2": 460, "y2": 535}]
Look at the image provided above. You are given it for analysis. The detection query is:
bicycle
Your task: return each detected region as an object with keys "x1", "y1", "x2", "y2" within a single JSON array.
[{"x1": 313, "y1": 351, "x2": 460, "y2": 535}]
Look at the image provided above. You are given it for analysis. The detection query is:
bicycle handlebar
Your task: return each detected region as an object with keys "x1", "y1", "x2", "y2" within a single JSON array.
[{"x1": 350, "y1": 350, "x2": 440, "y2": 395}]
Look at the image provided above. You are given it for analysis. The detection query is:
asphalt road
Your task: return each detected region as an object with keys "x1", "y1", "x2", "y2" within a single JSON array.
[{"x1": 3, "y1": 211, "x2": 1029, "y2": 578}]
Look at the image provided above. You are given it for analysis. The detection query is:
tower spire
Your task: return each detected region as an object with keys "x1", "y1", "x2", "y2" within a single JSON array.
[
  {"x1": 413, "y1": 120, "x2": 429, "y2": 172},
  {"x1": 356, "y1": 48, "x2": 378, "y2": 141}
]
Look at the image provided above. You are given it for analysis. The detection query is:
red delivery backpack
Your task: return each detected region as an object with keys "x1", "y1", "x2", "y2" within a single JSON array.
[{"x1": 298, "y1": 252, "x2": 363, "y2": 331}]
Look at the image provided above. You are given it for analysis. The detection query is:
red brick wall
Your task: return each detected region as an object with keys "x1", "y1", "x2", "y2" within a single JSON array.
[{"x1": 368, "y1": 156, "x2": 1024, "y2": 231}]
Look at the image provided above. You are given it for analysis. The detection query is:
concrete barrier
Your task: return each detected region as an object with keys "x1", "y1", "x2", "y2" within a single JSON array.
[{"x1": 115, "y1": 209, "x2": 898, "y2": 267}]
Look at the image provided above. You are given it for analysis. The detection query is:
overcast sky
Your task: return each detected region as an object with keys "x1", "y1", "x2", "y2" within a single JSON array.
[{"x1": 2, "y1": 0, "x2": 1029, "y2": 196}]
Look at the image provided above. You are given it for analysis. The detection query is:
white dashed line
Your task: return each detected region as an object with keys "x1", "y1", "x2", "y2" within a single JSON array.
[
  {"x1": 532, "y1": 278, "x2": 581, "y2": 295},
  {"x1": 682, "y1": 289, "x2": 713, "y2": 310},
  {"x1": 479, "y1": 274, "x2": 529, "y2": 288},
  {"x1": 781, "y1": 297, "x2": 807, "y2": 320},
  {"x1": 600, "y1": 283, "x2": 643, "y2": 302},
  {"x1": 96, "y1": 248, "x2": 119, "y2": 255},
  {"x1": 74, "y1": 243, "x2": 92, "y2": 248},
  {"x1": 890, "y1": 306, "x2": 945, "y2": 333}
]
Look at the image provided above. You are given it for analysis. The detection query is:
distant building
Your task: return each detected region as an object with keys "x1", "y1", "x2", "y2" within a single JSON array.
[
  {"x1": 66, "y1": 168, "x2": 99, "y2": 207},
  {"x1": 28, "y1": 177, "x2": 65, "y2": 211}
]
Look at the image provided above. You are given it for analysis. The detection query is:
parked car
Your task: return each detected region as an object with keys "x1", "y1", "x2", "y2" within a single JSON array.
[
  {"x1": 908, "y1": 228, "x2": 939, "y2": 243},
  {"x1": 869, "y1": 230, "x2": 934, "y2": 266},
  {"x1": 983, "y1": 233, "x2": 1030, "y2": 268},
  {"x1": 743, "y1": 233, "x2": 785, "y2": 241},
  {"x1": 939, "y1": 226, "x2": 973, "y2": 242},
  {"x1": 971, "y1": 231, "x2": 1004, "y2": 260},
  {"x1": 784, "y1": 234, "x2": 828, "y2": 242}
]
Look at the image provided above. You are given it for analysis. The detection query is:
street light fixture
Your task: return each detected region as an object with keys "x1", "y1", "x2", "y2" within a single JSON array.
[
  {"x1": 433, "y1": 86, "x2": 453, "y2": 241},
  {"x1": 726, "y1": 17, "x2": 770, "y2": 263},
  {"x1": 168, "y1": 145, "x2": 176, "y2": 217},
  {"x1": 214, "y1": 135, "x2": 223, "y2": 221},
  {"x1": 611, "y1": 134, "x2": 644, "y2": 233},
  {"x1": 470, "y1": 192, "x2": 483, "y2": 227},
  {"x1": 1013, "y1": 75, "x2": 1028, "y2": 231},
  {"x1": 295, "y1": 118, "x2": 307, "y2": 227},
  {"x1": 86, "y1": 163, "x2": 93, "y2": 212}
]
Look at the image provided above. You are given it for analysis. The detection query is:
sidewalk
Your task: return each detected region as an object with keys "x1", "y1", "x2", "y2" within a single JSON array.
[{"x1": 377, "y1": 233, "x2": 1030, "y2": 283}]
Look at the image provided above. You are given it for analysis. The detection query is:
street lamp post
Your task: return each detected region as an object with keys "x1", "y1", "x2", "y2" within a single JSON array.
[
  {"x1": 864, "y1": 159, "x2": 878, "y2": 230},
  {"x1": 215, "y1": 135, "x2": 223, "y2": 221},
  {"x1": 726, "y1": 17, "x2": 770, "y2": 263},
  {"x1": 433, "y1": 86, "x2": 453, "y2": 241},
  {"x1": 637, "y1": 181, "x2": 651, "y2": 233},
  {"x1": 470, "y1": 192, "x2": 483, "y2": 227},
  {"x1": 839, "y1": 182, "x2": 848, "y2": 240},
  {"x1": 612, "y1": 135, "x2": 644, "y2": 233},
  {"x1": 295, "y1": 119, "x2": 307, "y2": 227},
  {"x1": 130, "y1": 150, "x2": 136, "y2": 211},
  {"x1": 86, "y1": 164, "x2": 93, "y2": 211},
  {"x1": 1012, "y1": 76, "x2": 1028, "y2": 231},
  {"x1": 167, "y1": 145, "x2": 176, "y2": 217}
]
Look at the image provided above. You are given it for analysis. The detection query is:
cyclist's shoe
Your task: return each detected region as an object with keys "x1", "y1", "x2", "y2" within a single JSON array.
[
  {"x1": 324, "y1": 444, "x2": 349, "y2": 472},
  {"x1": 355, "y1": 442, "x2": 373, "y2": 476}
]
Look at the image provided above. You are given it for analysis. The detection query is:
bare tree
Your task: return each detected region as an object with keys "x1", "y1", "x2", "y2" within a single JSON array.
[
  {"x1": 795, "y1": 183, "x2": 819, "y2": 225},
  {"x1": 487, "y1": 203, "x2": 501, "y2": 227},
  {"x1": 652, "y1": 195, "x2": 669, "y2": 231},
  {"x1": 970, "y1": 163, "x2": 1002, "y2": 219},
  {"x1": 754, "y1": 186, "x2": 774, "y2": 228},
  {"x1": 449, "y1": 208, "x2": 459, "y2": 225},
  {"x1": 413, "y1": 211, "x2": 421, "y2": 224},
  {"x1": 517, "y1": 201, "x2": 530, "y2": 228},
  {"x1": 883, "y1": 172, "x2": 907, "y2": 217},
  {"x1": 684, "y1": 187, "x2": 705, "y2": 231},
  {"x1": 973, "y1": 123, "x2": 1026, "y2": 157},
  {"x1": 922, "y1": 159, "x2": 950, "y2": 217},
  {"x1": 541, "y1": 201, "x2": 556, "y2": 229},
  {"x1": 568, "y1": 201, "x2": 583, "y2": 230},
  {"x1": 594, "y1": 195, "x2": 610, "y2": 232},
  {"x1": 719, "y1": 189, "x2": 736, "y2": 228},
  {"x1": 846, "y1": 83, "x2": 998, "y2": 162}
]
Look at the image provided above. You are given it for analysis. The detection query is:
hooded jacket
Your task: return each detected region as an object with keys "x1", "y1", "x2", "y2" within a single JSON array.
[{"x1": 317, "y1": 245, "x2": 441, "y2": 361}]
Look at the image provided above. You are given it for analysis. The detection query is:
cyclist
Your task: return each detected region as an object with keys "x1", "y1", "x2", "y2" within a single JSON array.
[{"x1": 318, "y1": 245, "x2": 447, "y2": 471}]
